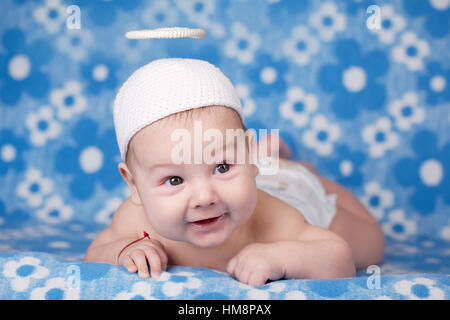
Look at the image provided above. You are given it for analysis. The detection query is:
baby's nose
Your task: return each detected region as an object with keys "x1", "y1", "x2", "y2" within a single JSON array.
[
  {"x1": 194, "y1": 201, "x2": 215, "y2": 209},
  {"x1": 192, "y1": 183, "x2": 218, "y2": 209},
  {"x1": 193, "y1": 192, "x2": 217, "y2": 208}
]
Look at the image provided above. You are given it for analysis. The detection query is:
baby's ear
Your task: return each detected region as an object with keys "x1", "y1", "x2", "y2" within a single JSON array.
[
  {"x1": 246, "y1": 130, "x2": 259, "y2": 177},
  {"x1": 247, "y1": 129, "x2": 258, "y2": 164},
  {"x1": 118, "y1": 162, "x2": 142, "y2": 205},
  {"x1": 252, "y1": 164, "x2": 259, "y2": 177}
]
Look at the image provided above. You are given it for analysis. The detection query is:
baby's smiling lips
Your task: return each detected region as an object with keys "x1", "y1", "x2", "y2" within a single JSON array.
[{"x1": 189, "y1": 213, "x2": 226, "y2": 228}]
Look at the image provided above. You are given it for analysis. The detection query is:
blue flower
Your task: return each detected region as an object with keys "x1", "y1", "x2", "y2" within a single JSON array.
[
  {"x1": 417, "y1": 62, "x2": 450, "y2": 106},
  {"x1": 403, "y1": 0, "x2": 449, "y2": 38},
  {"x1": 0, "y1": 28, "x2": 53, "y2": 106},
  {"x1": 0, "y1": 200, "x2": 29, "y2": 228},
  {"x1": 322, "y1": 144, "x2": 367, "y2": 187},
  {"x1": 194, "y1": 292, "x2": 230, "y2": 300},
  {"x1": 268, "y1": 0, "x2": 309, "y2": 21},
  {"x1": 72, "y1": 0, "x2": 143, "y2": 27},
  {"x1": 343, "y1": 0, "x2": 376, "y2": 15},
  {"x1": 394, "y1": 130, "x2": 450, "y2": 215},
  {"x1": 0, "y1": 129, "x2": 29, "y2": 176},
  {"x1": 167, "y1": 42, "x2": 221, "y2": 67},
  {"x1": 318, "y1": 39, "x2": 389, "y2": 120},
  {"x1": 80, "y1": 52, "x2": 118, "y2": 95},
  {"x1": 248, "y1": 53, "x2": 288, "y2": 97},
  {"x1": 54, "y1": 118, "x2": 121, "y2": 200}
]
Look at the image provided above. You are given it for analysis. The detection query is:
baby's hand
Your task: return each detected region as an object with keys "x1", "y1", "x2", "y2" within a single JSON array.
[
  {"x1": 117, "y1": 238, "x2": 168, "y2": 279},
  {"x1": 226, "y1": 243, "x2": 285, "y2": 286}
]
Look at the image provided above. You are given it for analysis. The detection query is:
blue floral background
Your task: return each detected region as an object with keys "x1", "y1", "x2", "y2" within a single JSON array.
[{"x1": 0, "y1": 0, "x2": 449, "y2": 300}]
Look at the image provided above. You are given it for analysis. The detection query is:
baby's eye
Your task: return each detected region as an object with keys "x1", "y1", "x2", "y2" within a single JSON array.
[
  {"x1": 214, "y1": 162, "x2": 231, "y2": 174},
  {"x1": 163, "y1": 176, "x2": 183, "y2": 186}
]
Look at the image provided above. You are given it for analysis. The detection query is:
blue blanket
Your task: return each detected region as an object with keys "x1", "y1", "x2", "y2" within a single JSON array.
[
  {"x1": 0, "y1": 223, "x2": 449, "y2": 299},
  {"x1": 0, "y1": 0, "x2": 449, "y2": 299}
]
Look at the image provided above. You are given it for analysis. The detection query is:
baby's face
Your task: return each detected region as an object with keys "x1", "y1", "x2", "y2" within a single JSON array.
[{"x1": 126, "y1": 107, "x2": 259, "y2": 248}]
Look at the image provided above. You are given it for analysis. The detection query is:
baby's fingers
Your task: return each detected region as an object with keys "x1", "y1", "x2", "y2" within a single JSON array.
[
  {"x1": 130, "y1": 250, "x2": 150, "y2": 278},
  {"x1": 247, "y1": 271, "x2": 267, "y2": 287},
  {"x1": 143, "y1": 247, "x2": 164, "y2": 278},
  {"x1": 226, "y1": 257, "x2": 237, "y2": 276},
  {"x1": 121, "y1": 255, "x2": 138, "y2": 273}
]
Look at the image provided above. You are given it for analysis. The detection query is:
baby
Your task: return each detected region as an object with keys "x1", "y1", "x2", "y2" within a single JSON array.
[{"x1": 84, "y1": 58, "x2": 384, "y2": 286}]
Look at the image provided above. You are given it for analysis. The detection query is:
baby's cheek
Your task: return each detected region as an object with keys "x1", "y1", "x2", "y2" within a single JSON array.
[
  {"x1": 224, "y1": 176, "x2": 258, "y2": 218},
  {"x1": 144, "y1": 200, "x2": 185, "y2": 237}
]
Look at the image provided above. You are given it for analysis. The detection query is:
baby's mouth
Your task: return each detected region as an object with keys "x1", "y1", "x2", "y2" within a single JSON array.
[{"x1": 190, "y1": 213, "x2": 226, "y2": 227}]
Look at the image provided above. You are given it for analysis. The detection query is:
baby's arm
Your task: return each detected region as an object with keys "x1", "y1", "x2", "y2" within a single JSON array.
[
  {"x1": 277, "y1": 224, "x2": 356, "y2": 280},
  {"x1": 227, "y1": 223, "x2": 355, "y2": 285},
  {"x1": 84, "y1": 198, "x2": 167, "y2": 278},
  {"x1": 227, "y1": 193, "x2": 356, "y2": 285}
]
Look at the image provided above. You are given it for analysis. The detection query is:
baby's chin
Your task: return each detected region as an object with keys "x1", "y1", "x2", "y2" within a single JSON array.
[
  {"x1": 186, "y1": 219, "x2": 237, "y2": 248},
  {"x1": 155, "y1": 226, "x2": 230, "y2": 248},
  {"x1": 185, "y1": 229, "x2": 232, "y2": 249}
]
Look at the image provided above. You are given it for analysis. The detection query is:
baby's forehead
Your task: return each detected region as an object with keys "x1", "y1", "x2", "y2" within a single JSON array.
[
  {"x1": 128, "y1": 105, "x2": 245, "y2": 163},
  {"x1": 129, "y1": 123, "x2": 246, "y2": 169}
]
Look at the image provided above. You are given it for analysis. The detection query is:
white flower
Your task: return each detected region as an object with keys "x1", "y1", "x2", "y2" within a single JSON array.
[
  {"x1": 224, "y1": 22, "x2": 261, "y2": 64},
  {"x1": 16, "y1": 168, "x2": 53, "y2": 208},
  {"x1": 50, "y1": 81, "x2": 87, "y2": 120},
  {"x1": 175, "y1": 0, "x2": 214, "y2": 22},
  {"x1": 115, "y1": 22, "x2": 153, "y2": 64},
  {"x1": 25, "y1": 106, "x2": 61, "y2": 146},
  {"x1": 159, "y1": 271, "x2": 201, "y2": 297},
  {"x1": 392, "y1": 32, "x2": 430, "y2": 71},
  {"x1": 388, "y1": 91, "x2": 425, "y2": 131},
  {"x1": 369, "y1": 5, "x2": 406, "y2": 44},
  {"x1": 36, "y1": 195, "x2": 73, "y2": 224},
  {"x1": 394, "y1": 278, "x2": 445, "y2": 300},
  {"x1": 284, "y1": 290, "x2": 307, "y2": 300},
  {"x1": 380, "y1": 263, "x2": 409, "y2": 276},
  {"x1": 382, "y1": 209, "x2": 417, "y2": 241},
  {"x1": 280, "y1": 86, "x2": 318, "y2": 128},
  {"x1": 440, "y1": 225, "x2": 450, "y2": 241},
  {"x1": 362, "y1": 117, "x2": 399, "y2": 158},
  {"x1": 360, "y1": 181, "x2": 394, "y2": 220},
  {"x1": 3, "y1": 257, "x2": 49, "y2": 292},
  {"x1": 122, "y1": 185, "x2": 131, "y2": 198},
  {"x1": 309, "y1": 2, "x2": 346, "y2": 42},
  {"x1": 385, "y1": 243, "x2": 418, "y2": 256},
  {"x1": 235, "y1": 84, "x2": 256, "y2": 117},
  {"x1": 47, "y1": 241, "x2": 70, "y2": 249},
  {"x1": 236, "y1": 281, "x2": 287, "y2": 299},
  {"x1": 57, "y1": 29, "x2": 93, "y2": 61},
  {"x1": 175, "y1": 0, "x2": 225, "y2": 37},
  {"x1": 0, "y1": 243, "x2": 12, "y2": 251},
  {"x1": 33, "y1": 0, "x2": 67, "y2": 34},
  {"x1": 95, "y1": 197, "x2": 123, "y2": 225},
  {"x1": 302, "y1": 115, "x2": 340, "y2": 156},
  {"x1": 141, "y1": 0, "x2": 179, "y2": 27},
  {"x1": 375, "y1": 295, "x2": 394, "y2": 300},
  {"x1": 30, "y1": 277, "x2": 80, "y2": 300},
  {"x1": 114, "y1": 282, "x2": 156, "y2": 300},
  {"x1": 283, "y1": 25, "x2": 320, "y2": 66}
]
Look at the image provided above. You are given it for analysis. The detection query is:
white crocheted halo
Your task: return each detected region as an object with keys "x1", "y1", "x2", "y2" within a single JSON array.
[
  {"x1": 113, "y1": 58, "x2": 244, "y2": 161},
  {"x1": 125, "y1": 27, "x2": 206, "y2": 39}
]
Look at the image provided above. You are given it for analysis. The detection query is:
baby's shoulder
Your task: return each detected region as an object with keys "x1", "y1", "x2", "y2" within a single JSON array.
[
  {"x1": 252, "y1": 189, "x2": 309, "y2": 242},
  {"x1": 109, "y1": 197, "x2": 148, "y2": 237}
]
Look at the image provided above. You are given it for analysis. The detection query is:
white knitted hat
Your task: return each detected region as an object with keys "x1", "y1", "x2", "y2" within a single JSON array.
[{"x1": 113, "y1": 58, "x2": 245, "y2": 161}]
